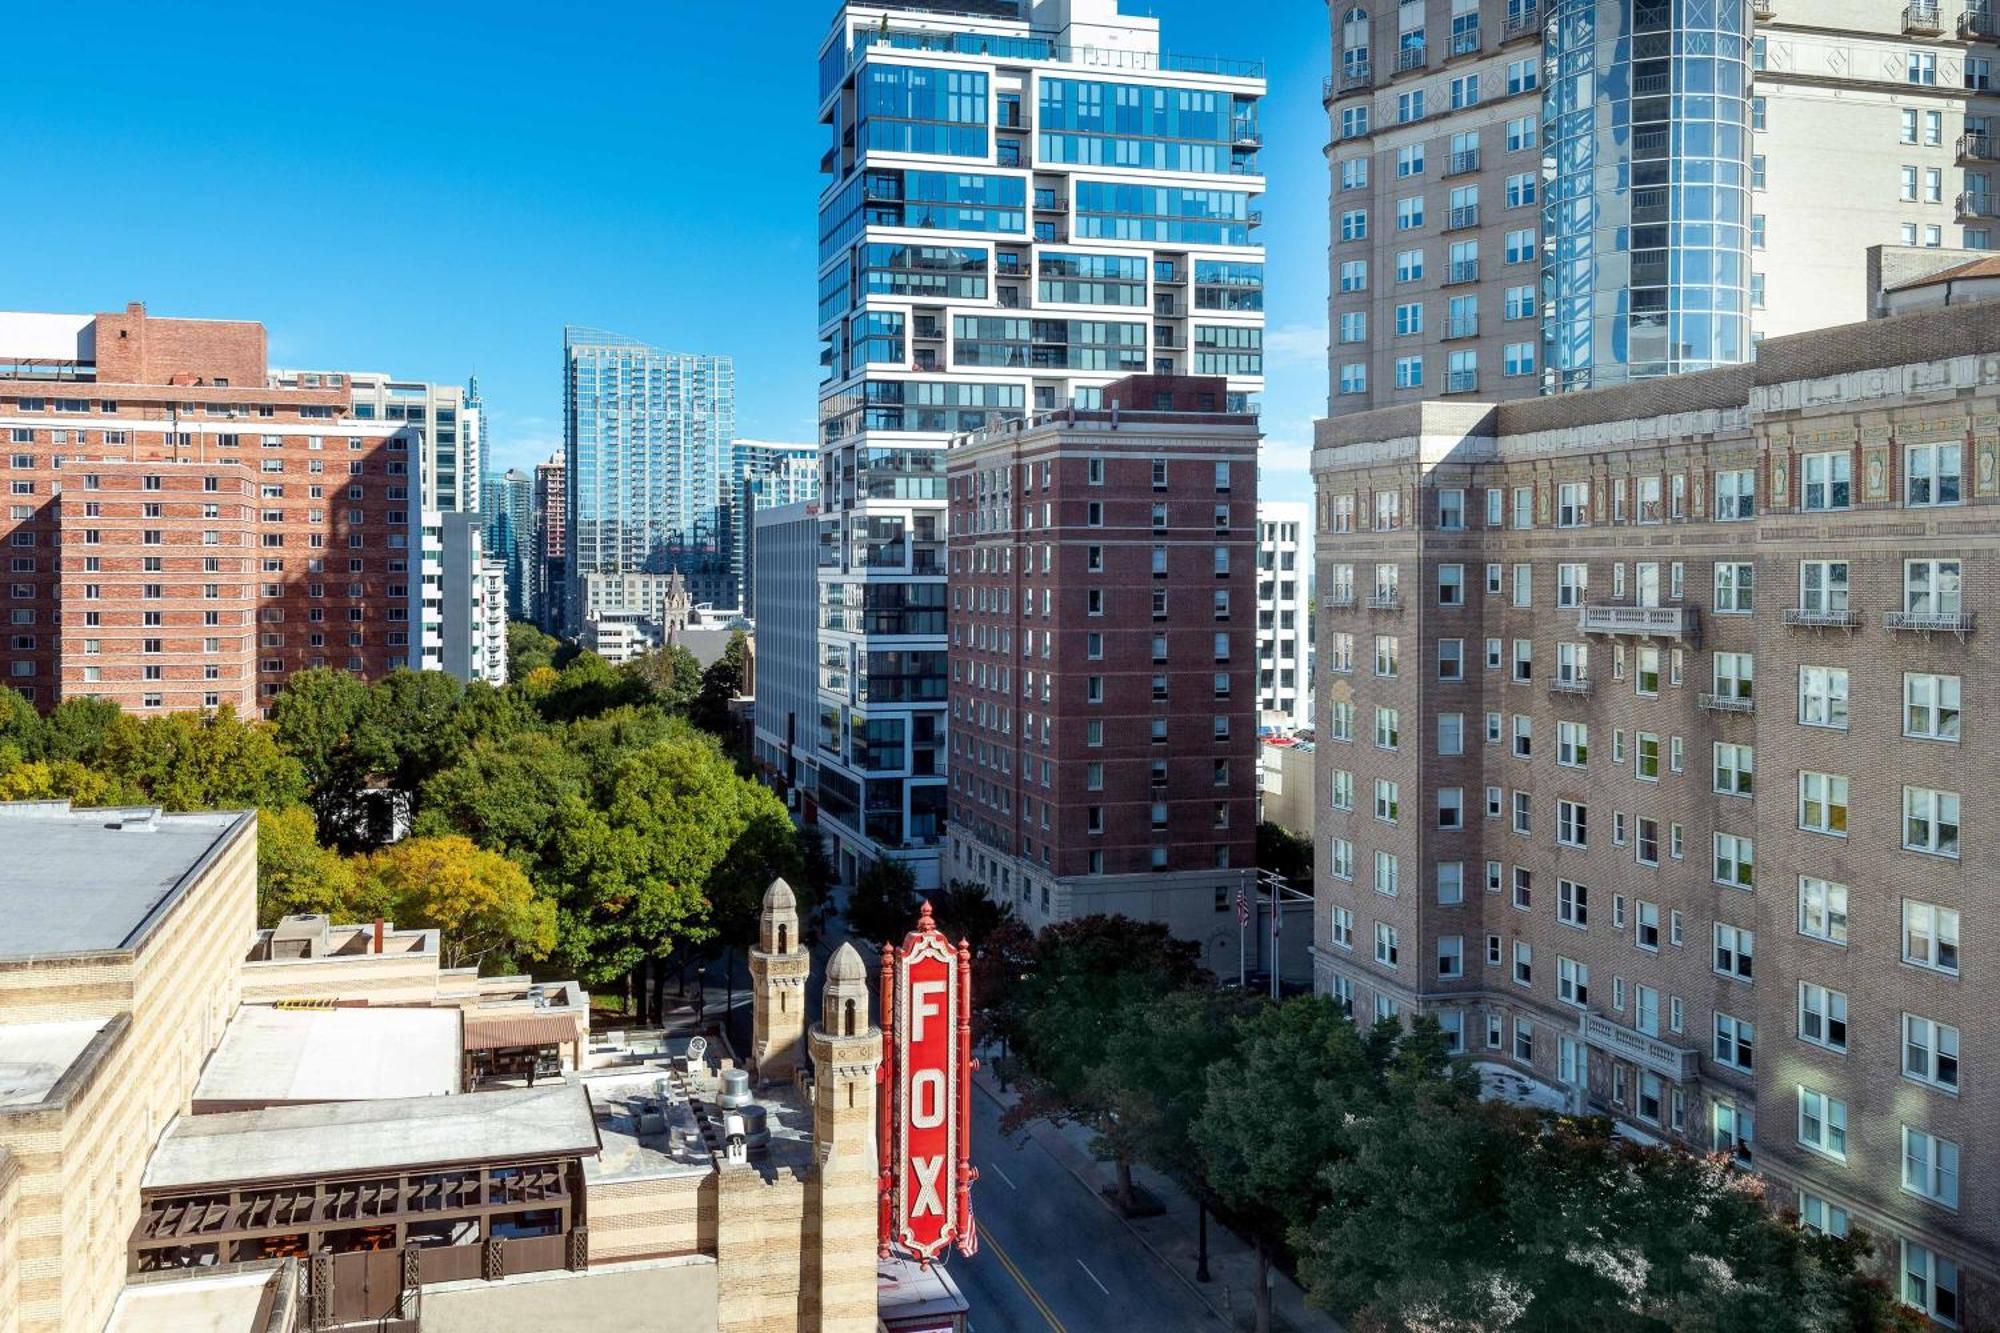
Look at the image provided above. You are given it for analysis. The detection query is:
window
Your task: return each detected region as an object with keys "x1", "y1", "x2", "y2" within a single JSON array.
[
  {"x1": 1438, "y1": 713, "x2": 1464, "y2": 755},
  {"x1": 1396, "y1": 143, "x2": 1425, "y2": 177},
  {"x1": 1903, "y1": 1015, "x2": 1960, "y2": 1092},
  {"x1": 1714, "y1": 1013, "x2": 1755, "y2": 1071},
  {"x1": 1512, "y1": 714, "x2": 1532, "y2": 759},
  {"x1": 1374, "y1": 778, "x2": 1401, "y2": 822},
  {"x1": 1394, "y1": 301, "x2": 1423, "y2": 336},
  {"x1": 1710, "y1": 561, "x2": 1752, "y2": 613},
  {"x1": 1713, "y1": 832, "x2": 1754, "y2": 891},
  {"x1": 1503, "y1": 228, "x2": 1533, "y2": 264},
  {"x1": 1511, "y1": 639, "x2": 1531, "y2": 682},
  {"x1": 1557, "y1": 720, "x2": 1588, "y2": 768},
  {"x1": 1713, "y1": 1099, "x2": 1753, "y2": 1163},
  {"x1": 1635, "y1": 646, "x2": 1660, "y2": 696},
  {"x1": 1438, "y1": 639, "x2": 1463, "y2": 680},
  {"x1": 1635, "y1": 901, "x2": 1659, "y2": 951},
  {"x1": 1506, "y1": 56, "x2": 1536, "y2": 94},
  {"x1": 1557, "y1": 800, "x2": 1587, "y2": 848},
  {"x1": 1338, "y1": 311, "x2": 1367, "y2": 343},
  {"x1": 1715, "y1": 923, "x2": 1754, "y2": 981},
  {"x1": 1799, "y1": 877, "x2": 1849, "y2": 946},
  {"x1": 1906, "y1": 441, "x2": 1962, "y2": 507},
  {"x1": 1513, "y1": 940, "x2": 1532, "y2": 986},
  {"x1": 1713, "y1": 743, "x2": 1753, "y2": 797},
  {"x1": 1902, "y1": 1242, "x2": 1960, "y2": 1326},
  {"x1": 1395, "y1": 195, "x2": 1425, "y2": 229},
  {"x1": 1394, "y1": 355, "x2": 1423, "y2": 389},
  {"x1": 1504, "y1": 114, "x2": 1535, "y2": 151},
  {"x1": 1799, "y1": 983, "x2": 1848, "y2": 1052},
  {"x1": 1798, "y1": 666, "x2": 1848, "y2": 729},
  {"x1": 1904, "y1": 673, "x2": 1961, "y2": 741},
  {"x1": 1799, "y1": 772, "x2": 1849, "y2": 837},
  {"x1": 1799, "y1": 1193, "x2": 1848, "y2": 1239},
  {"x1": 1437, "y1": 935, "x2": 1464, "y2": 978},
  {"x1": 1374, "y1": 850, "x2": 1401, "y2": 896},
  {"x1": 1332, "y1": 841, "x2": 1355, "y2": 882},
  {"x1": 1437, "y1": 490, "x2": 1465, "y2": 530},
  {"x1": 1903, "y1": 558, "x2": 1962, "y2": 618},
  {"x1": 1908, "y1": 50, "x2": 1937, "y2": 86},
  {"x1": 1330, "y1": 769, "x2": 1354, "y2": 810},
  {"x1": 1374, "y1": 922, "x2": 1400, "y2": 967},
  {"x1": 1797, "y1": 1087, "x2": 1847, "y2": 1159},
  {"x1": 1903, "y1": 900, "x2": 1960, "y2": 975},
  {"x1": 1436, "y1": 861, "x2": 1464, "y2": 904},
  {"x1": 1513, "y1": 1018, "x2": 1534, "y2": 1063},
  {"x1": 1374, "y1": 634, "x2": 1399, "y2": 677},
  {"x1": 1558, "y1": 957, "x2": 1589, "y2": 1006},
  {"x1": 1396, "y1": 249, "x2": 1424, "y2": 283},
  {"x1": 1808, "y1": 448, "x2": 1848, "y2": 506},
  {"x1": 1339, "y1": 261, "x2": 1368, "y2": 294},
  {"x1": 1512, "y1": 866, "x2": 1531, "y2": 911},
  {"x1": 1713, "y1": 651, "x2": 1753, "y2": 703},
  {"x1": 1557, "y1": 482, "x2": 1588, "y2": 527},
  {"x1": 1902, "y1": 1128, "x2": 1960, "y2": 1208},
  {"x1": 1635, "y1": 732, "x2": 1659, "y2": 780},
  {"x1": 1375, "y1": 706, "x2": 1400, "y2": 750},
  {"x1": 1715, "y1": 469, "x2": 1755, "y2": 520},
  {"x1": 1903, "y1": 787, "x2": 1960, "y2": 858},
  {"x1": 1340, "y1": 209, "x2": 1368, "y2": 242},
  {"x1": 1511, "y1": 791, "x2": 1530, "y2": 835},
  {"x1": 1511, "y1": 486, "x2": 1534, "y2": 529},
  {"x1": 1799, "y1": 560, "x2": 1847, "y2": 614}
]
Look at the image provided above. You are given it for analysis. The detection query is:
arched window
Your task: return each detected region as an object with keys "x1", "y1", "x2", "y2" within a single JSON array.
[
  {"x1": 843, "y1": 998, "x2": 858, "y2": 1037},
  {"x1": 1342, "y1": 6, "x2": 1371, "y2": 76},
  {"x1": 778, "y1": 923, "x2": 789, "y2": 954}
]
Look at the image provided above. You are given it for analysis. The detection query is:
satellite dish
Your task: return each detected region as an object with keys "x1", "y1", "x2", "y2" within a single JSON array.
[{"x1": 687, "y1": 1036, "x2": 709, "y2": 1066}]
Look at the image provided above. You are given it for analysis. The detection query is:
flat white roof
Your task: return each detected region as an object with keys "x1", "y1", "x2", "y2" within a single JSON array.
[
  {"x1": 106, "y1": 1268, "x2": 279, "y2": 1333},
  {"x1": 0, "y1": 1018, "x2": 114, "y2": 1110},
  {"x1": 194, "y1": 1005, "x2": 461, "y2": 1107}
]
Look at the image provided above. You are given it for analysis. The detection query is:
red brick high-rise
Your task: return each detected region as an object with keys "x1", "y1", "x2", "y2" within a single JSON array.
[
  {"x1": 944, "y1": 376, "x2": 1262, "y2": 972},
  {"x1": 534, "y1": 453, "x2": 567, "y2": 635},
  {"x1": 2, "y1": 303, "x2": 415, "y2": 712}
]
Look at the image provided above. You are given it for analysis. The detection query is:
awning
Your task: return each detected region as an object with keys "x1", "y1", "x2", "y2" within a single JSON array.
[{"x1": 463, "y1": 1013, "x2": 581, "y2": 1053}]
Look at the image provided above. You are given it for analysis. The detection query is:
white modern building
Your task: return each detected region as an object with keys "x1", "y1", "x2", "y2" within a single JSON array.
[
  {"x1": 812, "y1": 0, "x2": 1268, "y2": 888},
  {"x1": 579, "y1": 609, "x2": 658, "y2": 666},
  {"x1": 424, "y1": 512, "x2": 506, "y2": 686},
  {"x1": 1256, "y1": 500, "x2": 1311, "y2": 731}
]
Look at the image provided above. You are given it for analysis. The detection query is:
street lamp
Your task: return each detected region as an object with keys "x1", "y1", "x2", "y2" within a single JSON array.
[{"x1": 1196, "y1": 1201, "x2": 1211, "y2": 1282}]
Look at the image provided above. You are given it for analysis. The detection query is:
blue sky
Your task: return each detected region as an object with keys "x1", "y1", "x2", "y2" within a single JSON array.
[{"x1": 3, "y1": 0, "x2": 1329, "y2": 502}]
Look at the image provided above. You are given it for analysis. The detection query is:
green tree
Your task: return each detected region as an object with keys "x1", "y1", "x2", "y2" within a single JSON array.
[
  {"x1": 414, "y1": 729, "x2": 592, "y2": 865},
  {"x1": 542, "y1": 651, "x2": 651, "y2": 722},
  {"x1": 255, "y1": 806, "x2": 357, "y2": 927},
  {"x1": 454, "y1": 679, "x2": 543, "y2": 748},
  {"x1": 690, "y1": 630, "x2": 750, "y2": 735},
  {"x1": 620, "y1": 643, "x2": 702, "y2": 712},
  {"x1": 351, "y1": 834, "x2": 556, "y2": 972},
  {"x1": 39, "y1": 696, "x2": 122, "y2": 766},
  {"x1": 1096, "y1": 988, "x2": 1253, "y2": 1204},
  {"x1": 929, "y1": 880, "x2": 1015, "y2": 948},
  {"x1": 0, "y1": 754, "x2": 140, "y2": 807},
  {"x1": 506, "y1": 621, "x2": 559, "y2": 681},
  {"x1": 100, "y1": 707, "x2": 307, "y2": 812},
  {"x1": 268, "y1": 667, "x2": 372, "y2": 842},
  {"x1": 352, "y1": 669, "x2": 470, "y2": 824},
  {"x1": 0, "y1": 688, "x2": 41, "y2": 757},
  {"x1": 843, "y1": 857, "x2": 919, "y2": 948},
  {"x1": 1255, "y1": 819, "x2": 1315, "y2": 885},
  {"x1": 999, "y1": 916, "x2": 1209, "y2": 1212}
]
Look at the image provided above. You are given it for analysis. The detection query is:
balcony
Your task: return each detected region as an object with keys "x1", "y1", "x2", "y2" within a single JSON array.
[
  {"x1": 1502, "y1": 7, "x2": 1539, "y2": 39},
  {"x1": 1340, "y1": 64, "x2": 1374, "y2": 94},
  {"x1": 1396, "y1": 45, "x2": 1428, "y2": 73},
  {"x1": 1444, "y1": 259, "x2": 1481, "y2": 285},
  {"x1": 1783, "y1": 607, "x2": 1859, "y2": 631},
  {"x1": 1445, "y1": 314, "x2": 1480, "y2": 340},
  {"x1": 1446, "y1": 204, "x2": 1482, "y2": 231},
  {"x1": 1450, "y1": 26, "x2": 1481, "y2": 57},
  {"x1": 1445, "y1": 369, "x2": 1479, "y2": 394},
  {"x1": 1547, "y1": 676, "x2": 1593, "y2": 698},
  {"x1": 1960, "y1": 133, "x2": 1998, "y2": 164},
  {"x1": 1576, "y1": 1012, "x2": 1700, "y2": 1083},
  {"x1": 1904, "y1": 3, "x2": 1943, "y2": 34},
  {"x1": 1963, "y1": 9, "x2": 1998, "y2": 37},
  {"x1": 1885, "y1": 610, "x2": 1975, "y2": 638},
  {"x1": 1367, "y1": 591, "x2": 1403, "y2": 611},
  {"x1": 1325, "y1": 591, "x2": 1357, "y2": 609},
  {"x1": 1751, "y1": 0, "x2": 1774, "y2": 17},
  {"x1": 1444, "y1": 148, "x2": 1482, "y2": 177},
  {"x1": 1578, "y1": 604, "x2": 1698, "y2": 642},
  {"x1": 1699, "y1": 691, "x2": 1755, "y2": 715},
  {"x1": 1957, "y1": 193, "x2": 1996, "y2": 221}
]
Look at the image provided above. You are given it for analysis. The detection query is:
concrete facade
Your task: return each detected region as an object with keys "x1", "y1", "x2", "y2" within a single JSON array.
[
  {"x1": 1255, "y1": 500, "x2": 1311, "y2": 730},
  {"x1": 1312, "y1": 300, "x2": 2000, "y2": 1326}
]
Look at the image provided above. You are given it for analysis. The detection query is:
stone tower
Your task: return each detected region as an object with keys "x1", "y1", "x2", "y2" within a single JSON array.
[
  {"x1": 807, "y1": 942, "x2": 882, "y2": 1333},
  {"x1": 747, "y1": 877, "x2": 809, "y2": 1088}
]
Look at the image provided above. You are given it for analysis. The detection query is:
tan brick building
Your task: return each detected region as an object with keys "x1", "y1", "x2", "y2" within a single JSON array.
[
  {"x1": 1312, "y1": 300, "x2": 2000, "y2": 1326},
  {"x1": 2, "y1": 303, "x2": 416, "y2": 712}
]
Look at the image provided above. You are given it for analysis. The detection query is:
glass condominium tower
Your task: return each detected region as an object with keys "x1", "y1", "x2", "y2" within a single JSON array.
[
  {"x1": 814, "y1": 0, "x2": 1267, "y2": 888},
  {"x1": 1543, "y1": 0, "x2": 1754, "y2": 390},
  {"x1": 562, "y1": 327, "x2": 737, "y2": 613}
]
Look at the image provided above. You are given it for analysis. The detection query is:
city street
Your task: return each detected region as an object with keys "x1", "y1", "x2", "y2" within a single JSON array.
[{"x1": 946, "y1": 1084, "x2": 1223, "y2": 1333}]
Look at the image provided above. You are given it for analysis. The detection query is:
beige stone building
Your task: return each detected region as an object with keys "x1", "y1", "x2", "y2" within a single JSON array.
[
  {"x1": 0, "y1": 802, "x2": 947, "y2": 1333},
  {"x1": 1312, "y1": 300, "x2": 2000, "y2": 1327}
]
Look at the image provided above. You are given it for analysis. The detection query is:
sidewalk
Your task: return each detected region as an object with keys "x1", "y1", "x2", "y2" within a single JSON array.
[{"x1": 974, "y1": 1061, "x2": 1342, "y2": 1333}]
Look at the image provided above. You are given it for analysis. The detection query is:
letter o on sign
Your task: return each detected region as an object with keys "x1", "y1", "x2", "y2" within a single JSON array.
[{"x1": 911, "y1": 1068, "x2": 947, "y2": 1129}]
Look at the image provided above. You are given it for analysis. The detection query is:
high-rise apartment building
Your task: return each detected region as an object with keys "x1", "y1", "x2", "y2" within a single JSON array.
[
  {"x1": 534, "y1": 452, "x2": 567, "y2": 635},
  {"x1": 562, "y1": 326, "x2": 736, "y2": 613},
  {"x1": 729, "y1": 439, "x2": 819, "y2": 619},
  {"x1": 429, "y1": 510, "x2": 507, "y2": 686},
  {"x1": 0, "y1": 303, "x2": 416, "y2": 712},
  {"x1": 752, "y1": 502, "x2": 824, "y2": 808},
  {"x1": 1323, "y1": 0, "x2": 2000, "y2": 413},
  {"x1": 1256, "y1": 500, "x2": 1311, "y2": 731},
  {"x1": 813, "y1": 0, "x2": 1267, "y2": 887},
  {"x1": 945, "y1": 377, "x2": 1259, "y2": 953},
  {"x1": 484, "y1": 466, "x2": 536, "y2": 622},
  {"x1": 1311, "y1": 299, "x2": 2000, "y2": 1325},
  {"x1": 278, "y1": 369, "x2": 478, "y2": 514}
]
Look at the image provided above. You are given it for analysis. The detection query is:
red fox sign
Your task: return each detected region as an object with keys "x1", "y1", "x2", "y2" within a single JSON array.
[{"x1": 879, "y1": 902, "x2": 977, "y2": 1265}]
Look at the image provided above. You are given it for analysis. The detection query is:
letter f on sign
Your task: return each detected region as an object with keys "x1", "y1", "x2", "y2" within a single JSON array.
[{"x1": 911, "y1": 978, "x2": 947, "y2": 1042}]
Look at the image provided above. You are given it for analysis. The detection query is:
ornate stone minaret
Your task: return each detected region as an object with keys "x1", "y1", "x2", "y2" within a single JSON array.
[
  {"x1": 747, "y1": 877, "x2": 809, "y2": 1088},
  {"x1": 807, "y1": 942, "x2": 882, "y2": 1333}
]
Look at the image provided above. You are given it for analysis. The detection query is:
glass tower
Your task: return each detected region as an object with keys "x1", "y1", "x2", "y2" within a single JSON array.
[
  {"x1": 814, "y1": 0, "x2": 1266, "y2": 887},
  {"x1": 562, "y1": 327, "x2": 736, "y2": 610},
  {"x1": 1543, "y1": 0, "x2": 1754, "y2": 389}
]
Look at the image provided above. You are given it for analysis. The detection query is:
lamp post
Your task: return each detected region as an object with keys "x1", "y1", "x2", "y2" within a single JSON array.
[{"x1": 1196, "y1": 1201, "x2": 1212, "y2": 1282}]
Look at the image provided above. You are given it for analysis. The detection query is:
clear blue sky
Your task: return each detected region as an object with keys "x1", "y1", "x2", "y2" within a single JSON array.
[{"x1": 2, "y1": 0, "x2": 1329, "y2": 502}]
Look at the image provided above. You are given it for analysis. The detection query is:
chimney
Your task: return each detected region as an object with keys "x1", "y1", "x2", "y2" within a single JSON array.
[
  {"x1": 373, "y1": 918, "x2": 386, "y2": 954},
  {"x1": 126, "y1": 301, "x2": 145, "y2": 316}
]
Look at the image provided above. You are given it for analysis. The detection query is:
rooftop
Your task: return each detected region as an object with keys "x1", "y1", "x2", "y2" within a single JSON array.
[
  {"x1": 0, "y1": 803, "x2": 253, "y2": 959},
  {"x1": 105, "y1": 1264, "x2": 295, "y2": 1333},
  {"x1": 1885, "y1": 253, "x2": 2000, "y2": 290},
  {"x1": 192, "y1": 1005, "x2": 462, "y2": 1110},
  {"x1": 144, "y1": 1083, "x2": 601, "y2": 1192},
  {"x1": 0, "y1": 1018, "x2": 115, "y2": 1111}
]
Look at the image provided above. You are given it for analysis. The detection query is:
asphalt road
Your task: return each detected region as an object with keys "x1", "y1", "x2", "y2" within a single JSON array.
[{"x1": 943, "y1": 1086, "x2": 1223, "y2": 1333}]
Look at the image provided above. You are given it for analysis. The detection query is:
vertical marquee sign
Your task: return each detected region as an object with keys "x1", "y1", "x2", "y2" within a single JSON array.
[{"x1": 878, "y1": 902, "x2": 977, "y2": 1266}]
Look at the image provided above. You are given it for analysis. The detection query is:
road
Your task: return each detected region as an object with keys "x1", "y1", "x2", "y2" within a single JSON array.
[{"x1": 943, "y1": 1085, "x2": 1222, "y2": 1333}]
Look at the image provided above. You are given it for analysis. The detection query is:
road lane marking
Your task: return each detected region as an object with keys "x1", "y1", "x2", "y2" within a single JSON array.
[
  {"x1": 1075, "y1": 1259, "x2": 1110, "y2": 1297},
  {"x1": 986, "y1": 1161, "x2": 1018, "y2": 1189},
  {"x1": 982, "y1": 1229, "x2": 1068, "y2": 1332}
]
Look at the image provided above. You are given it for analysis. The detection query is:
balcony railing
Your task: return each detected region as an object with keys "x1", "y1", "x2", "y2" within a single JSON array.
[
  {"x1": 1502, "y1": 6, "x2": 1540, "y2": 38},
  {"x1": 1325, "y1": 591, "x2": 1357, "y2": 609},
  {"x1": 1904, "y1": 3, "x2": 1943, "y2": 34},
  {"x1": 1960, "y1": 133, "x2": 1998, "y2": 163},
  {"x1": 1451, "y1": 26, "x2": 1482, "y2": 56},
  {"x1": 1547, "y1": 676, "x2": 1593, "y2": 697},
  {"x1": 1445, "y1": 369, "x2": 1479, "y2": 394},
  {"x1": 1396, "y1": 45, "x2": 1428, "y2": 73},
  {"x1": 1444, "y1": 260, "x2": 1480, "y2": 285},
  {"x1": 1783, "y1": 607, "x2": 1859, "y2": 630},
  {"x1": 1957, "y1": 193, "x2": 1996, "y2": 221},
  {"x1": 1699, "y1": 692, "x2": 1755, "y2": 715},
  {"x1": 1577, "y1": 1012, "x2": 1700, "y2": 1083},
  {"x1": 1751, "y1": 0, "x2": 1774, "y2": 17},
  {"x1": 1445, "y1": 148, "x2": 1482, "y2": 176},
  {"x1": 1341, "y1": 64, "x2": 1374, "y2": 93},
  {"x1": 1445, "y1": 314, "x2": 1480, "y2": 340},
  {"x1": 1962, "y1": 9, "x2": 1998, "y2": 37},
  {"x1": 1367, "y1": 591, "x2": 1403, "y2": 611},
  {"x1": 1578, "y1": 604, "x2": 1698, "y2": 642},
  {"x1": 1885, "y1": 610, "x2": 1975, "y2": 637},
  {"x1": 1446, "y1": 204, "x2": 1482, "y2": 230}
]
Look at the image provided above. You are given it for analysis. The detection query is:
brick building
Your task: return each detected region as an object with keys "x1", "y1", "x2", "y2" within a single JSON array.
[
  {"x1": 1, "y1": 303, "x2": 416, "y2": 711},
  {"x1": 535, "y1": 452, "x2": 567, "y2": 636},
  {"x1": 945, "y1": 376, "x2": 1261, "y2": 973},
  {"x1": 1312, "y1": 300, "x2": 2000, "y2": 1325}
]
